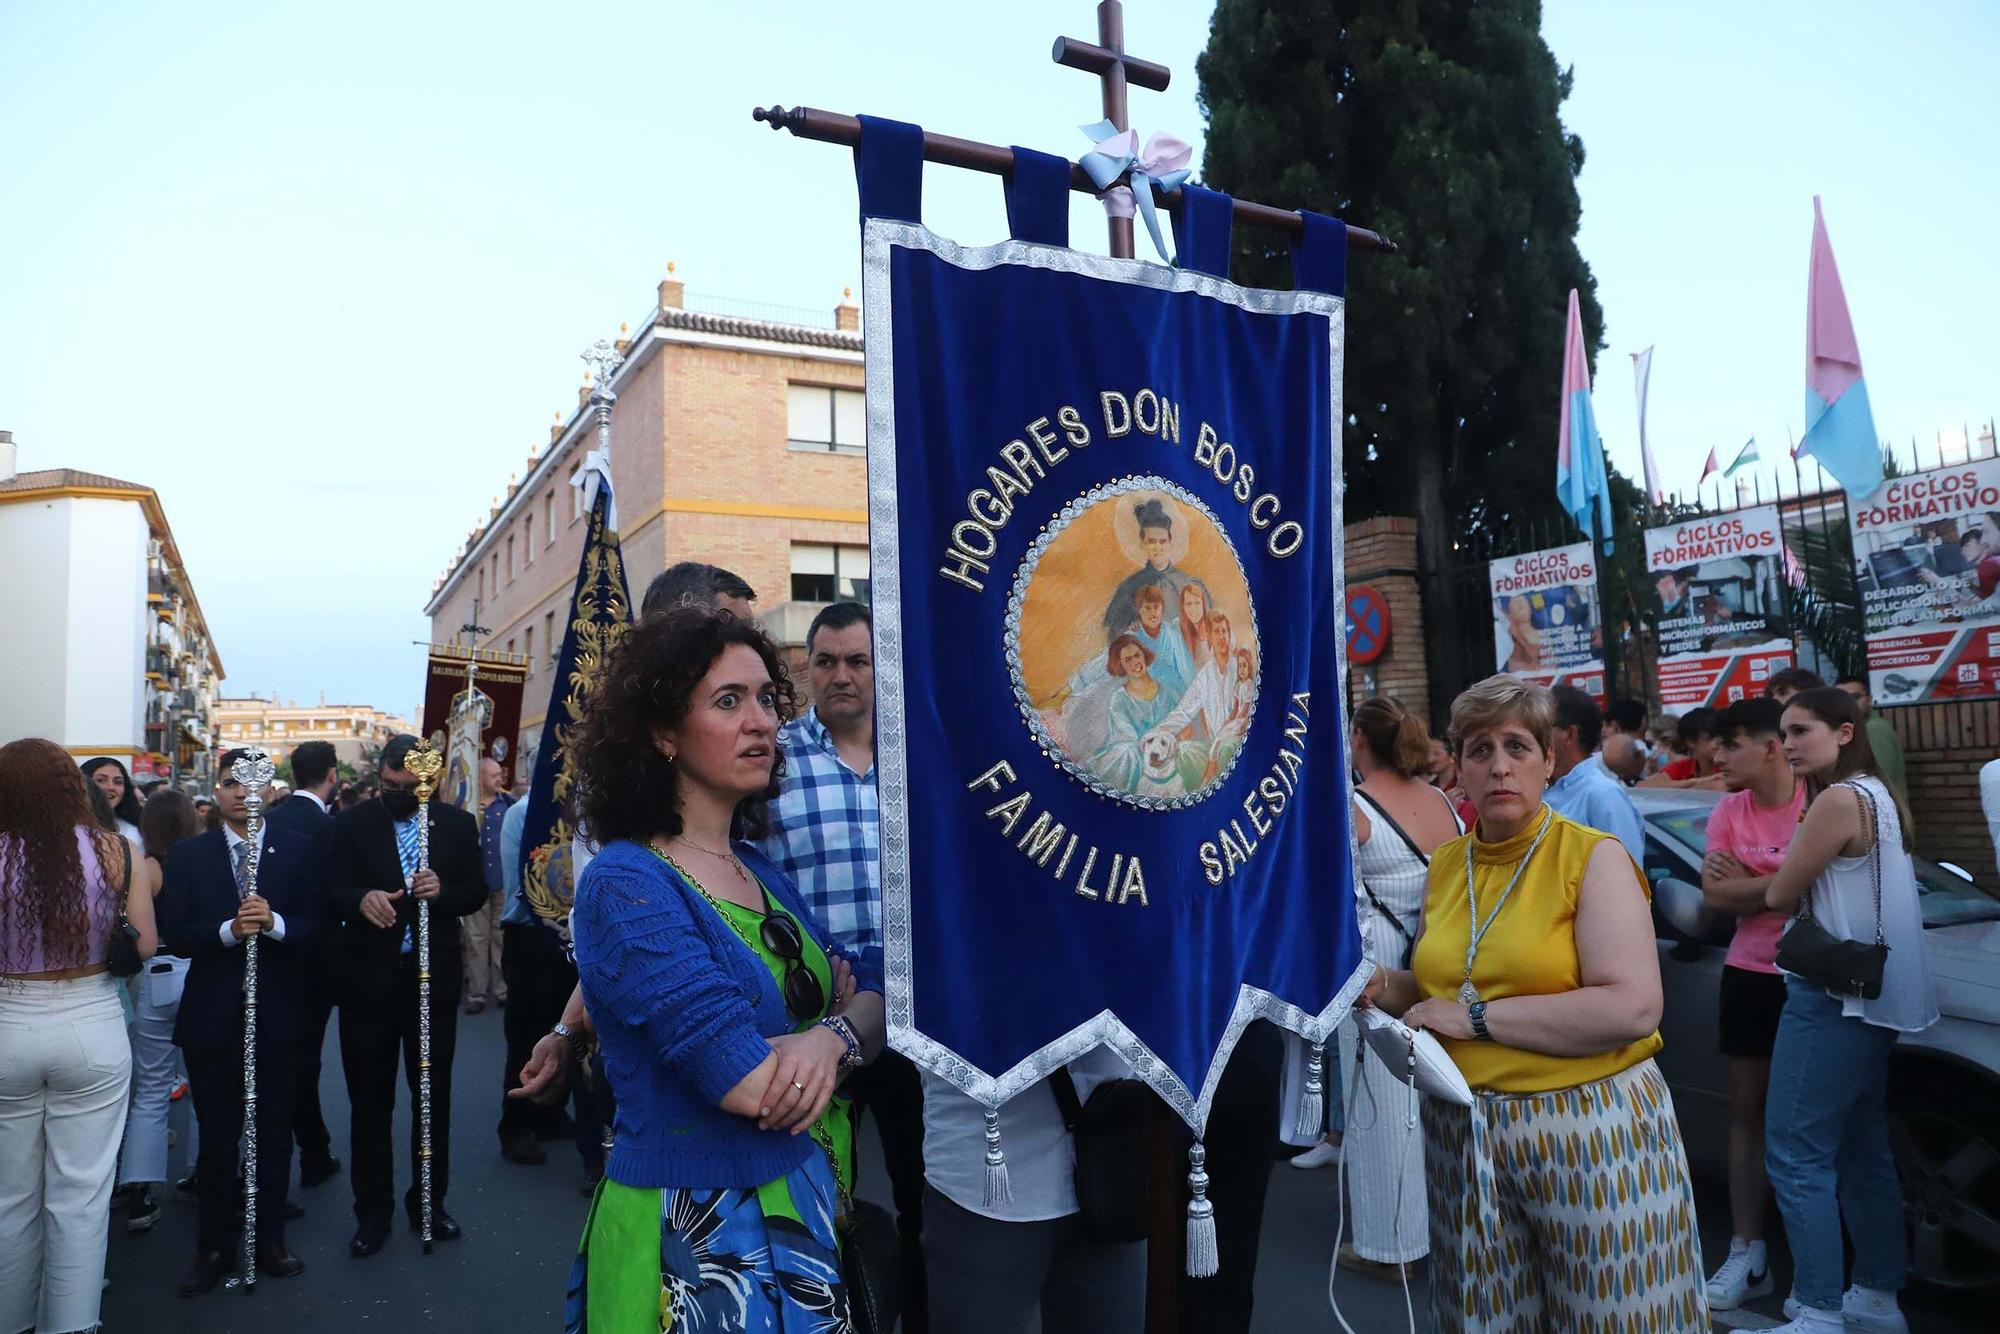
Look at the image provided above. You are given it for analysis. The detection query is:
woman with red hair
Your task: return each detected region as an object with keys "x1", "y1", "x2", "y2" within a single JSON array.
[{"x1": 1, "y1": 738, "x2": 157, "y2": 1333}]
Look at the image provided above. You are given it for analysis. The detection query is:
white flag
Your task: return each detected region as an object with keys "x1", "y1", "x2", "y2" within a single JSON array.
[{"x1": 1632, "y1": 346, "x2": 1662, "y2": 504}]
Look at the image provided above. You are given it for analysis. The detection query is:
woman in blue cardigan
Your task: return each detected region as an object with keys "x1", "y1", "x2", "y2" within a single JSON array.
[{"x1": 563, "y1": 605, "x2": 886, "y2": 1332}]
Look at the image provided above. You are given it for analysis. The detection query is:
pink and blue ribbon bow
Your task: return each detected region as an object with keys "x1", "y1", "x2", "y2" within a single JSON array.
[{"x1": 1078, "y1": 118, "x2": 1194, "y2": 264}]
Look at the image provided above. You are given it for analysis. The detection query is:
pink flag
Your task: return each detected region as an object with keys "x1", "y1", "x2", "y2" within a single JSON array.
[
  {"x1": 1807, "y1": 198, "x2": 1863, "y2": 406},
  {"x1": 1698, "y1": 446, "x2": 1719, "y2": 487}
]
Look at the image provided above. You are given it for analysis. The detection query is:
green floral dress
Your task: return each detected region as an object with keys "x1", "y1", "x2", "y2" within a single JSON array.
[{"x1": 565, "y1": 863, "x2": 855, "y2": 1333}]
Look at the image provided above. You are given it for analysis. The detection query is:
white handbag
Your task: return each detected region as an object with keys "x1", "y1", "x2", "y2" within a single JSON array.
[{"x1": 1354, "y1": 1005, "x2": 1474, "y2": 1107}]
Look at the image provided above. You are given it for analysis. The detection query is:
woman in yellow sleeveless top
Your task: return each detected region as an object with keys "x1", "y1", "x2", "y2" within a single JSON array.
[{"x1": 1362, "y1": 675, "x2": 1706, "y2": 1332}]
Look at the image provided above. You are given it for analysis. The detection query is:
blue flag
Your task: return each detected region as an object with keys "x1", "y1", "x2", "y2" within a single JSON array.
[
  {"x1": 862, "y1": 221, "x2": 1367, "y2": 1143},
  {"x1": 518, "y1": 456, "x2": 632, "y2": 949}
]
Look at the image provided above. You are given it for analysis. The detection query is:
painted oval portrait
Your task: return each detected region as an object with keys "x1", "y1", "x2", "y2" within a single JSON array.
[{"x1": 1008, "y1": 478, "x2": 1260, "y2": 810}]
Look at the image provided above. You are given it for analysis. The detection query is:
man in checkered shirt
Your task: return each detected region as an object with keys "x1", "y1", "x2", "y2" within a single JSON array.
[{"x1": 759, "y1": 600, "x2": 928, "y2": 1331}]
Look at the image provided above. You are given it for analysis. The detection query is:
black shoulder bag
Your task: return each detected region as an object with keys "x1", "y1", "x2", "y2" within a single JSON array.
[
  {"x1": 105, "y1": 839, "x2": 143, "y2": 979},
  {"x1": 1774, "y1": 780, "x2": 1889, "y2": 1000},
  {"x1": 1353, "y1": 790, "x2": 1427, "y2": 969},
  {"x1": 1048, "y1": 1068, "x2": 1155, "y2": 1244}
]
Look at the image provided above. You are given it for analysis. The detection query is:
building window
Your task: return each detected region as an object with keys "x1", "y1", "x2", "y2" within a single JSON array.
[
  {"x1": 544, "y1": 493, "x2": 556, "y2": 545},
  {"x1": 505, "y1": 536, "x2": 515, "y2": 581},
  {"x1": 544, "y1": 611, "x2": 557, "y2": 664},
  {"x1": 491, "y1": 554, "x2": 500, "y2": 593},
  {"x1": 523, "y1": 519, "x2": 533, "y2": 567},
  {"x1": 524, "y1": 626, "x2": 534, "y2": 675},
  {"x1": 787, "y1": 384, "x2": 865, "y2": 454},
  {"x1": 476, "y1": 568, "x2": 485, "y2": 605},
  {"x1": 569, "y1": 467, "x2": 584, "y2": 521},
  {"x1": 790, "y1": 543, "x2": 870, "y2": 603}
]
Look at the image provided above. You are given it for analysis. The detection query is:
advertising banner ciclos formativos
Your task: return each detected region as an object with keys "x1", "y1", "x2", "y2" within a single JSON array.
[
  {"x1": 1489, "y1": 542, "x2": 1606, "y2": 700},
  {"x1": 1850, "y1": 458, "x2": 2000, "y2": 703},
  {"x1": 1643, "y1": 506, "x2": 1795, "y2": 714}
]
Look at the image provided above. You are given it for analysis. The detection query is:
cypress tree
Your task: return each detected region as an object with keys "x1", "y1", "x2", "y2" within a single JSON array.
[{"x1": 1197, "y1": 0, "x2": 1608, "y2": 704}]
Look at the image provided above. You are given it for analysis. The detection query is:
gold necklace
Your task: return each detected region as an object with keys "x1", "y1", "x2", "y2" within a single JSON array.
[{"x1": 669, "y1": 833, "x2": 751, "y2": 885}]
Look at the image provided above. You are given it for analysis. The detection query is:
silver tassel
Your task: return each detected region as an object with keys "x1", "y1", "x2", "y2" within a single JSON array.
[
  {"x1": 981, "y1": 1108, "x2": 1013, "y2": 1207},
  {"x1": 1294, "y1": 1040, "x2": 1326, "y2": 1139},
  {"x1": 1186, "y1": 1141, "x2": 1219, "y2": 1277}
]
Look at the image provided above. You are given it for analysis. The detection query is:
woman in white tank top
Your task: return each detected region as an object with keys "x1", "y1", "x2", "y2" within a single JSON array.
[
  {"x1": 1337, "y1": 698, "x2": 1462, "y2": 1271},
  {"x1": 1761, "y1": 688, "x2": 1937, "y2": 1334}
]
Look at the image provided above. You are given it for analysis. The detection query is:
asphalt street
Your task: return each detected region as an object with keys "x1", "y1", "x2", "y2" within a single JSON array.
[{"x1": 100, "y1": 1009, "x2": 1985, "y2": 1332}]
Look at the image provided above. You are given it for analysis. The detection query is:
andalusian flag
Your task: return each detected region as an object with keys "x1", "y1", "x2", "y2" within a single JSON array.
[
  {"x1": 1799, "y1": 197, "x2": 1885, "y2": 497},
  {"x1": 1726, "y1": 437, "x2": 1760, "y2": 476}
]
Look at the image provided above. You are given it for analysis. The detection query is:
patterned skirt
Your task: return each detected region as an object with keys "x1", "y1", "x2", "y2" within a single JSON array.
[
  {"x1": 565, "y1": 1154, "x2": 849, "y2": 1333},
  {"x1": 1421, "y1": 1058, "x2": 1708, "y2": 1334}
]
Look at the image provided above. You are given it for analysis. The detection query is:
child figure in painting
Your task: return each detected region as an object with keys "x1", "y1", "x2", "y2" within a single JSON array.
[{"x1": 1230, "y1": 648, "x2": 1257, "y2": 731}]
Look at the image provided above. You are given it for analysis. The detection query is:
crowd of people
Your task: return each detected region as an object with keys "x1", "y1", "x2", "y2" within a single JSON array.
[{"x1": 0, "y1": 558, "x2": 1983, "y2": 1333}]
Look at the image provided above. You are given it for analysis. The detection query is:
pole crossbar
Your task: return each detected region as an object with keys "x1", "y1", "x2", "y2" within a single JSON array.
[{"x1": 751, "y1": 104, "x2": 1399, "y2": 255}]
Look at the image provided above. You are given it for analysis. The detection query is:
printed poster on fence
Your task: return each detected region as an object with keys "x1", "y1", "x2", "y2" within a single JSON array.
[
  {"x1": 862, "y1": 219, "x2": 1366, "y2": 1133},
  {"x1": 1643, "y1": 505, "x2": 1796, "y2": 714},
  {"x1": 1490, "y1": 542, "x2": 1606, "y2": 699},
  {"x1": 1850, "y1": 458, "x2": 2000, "y2": 702}
]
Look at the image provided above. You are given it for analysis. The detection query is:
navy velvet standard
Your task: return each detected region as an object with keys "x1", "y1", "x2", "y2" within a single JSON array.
[{"x1": 872, "y1": 229, "x2": 1363, "y2": 1113}]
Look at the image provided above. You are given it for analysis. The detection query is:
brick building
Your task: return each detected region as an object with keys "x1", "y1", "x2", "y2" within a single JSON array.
[
  {"x1": 424, "y1": 272, "x2": 867, "y2": 774},
  {"x1": 212, "y1": 696, "x2": 416, "y2": 773}
]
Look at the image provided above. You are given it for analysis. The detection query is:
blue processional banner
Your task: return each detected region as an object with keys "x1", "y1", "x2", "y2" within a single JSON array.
[{"x1": 864, "y1": 214, "x2": 1366, "y2": 1135}]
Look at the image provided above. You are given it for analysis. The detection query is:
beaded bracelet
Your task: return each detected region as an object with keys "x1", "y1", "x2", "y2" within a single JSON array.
[{"x1": 816, "y1": 1015, "x2": 863, "y2": 1069}]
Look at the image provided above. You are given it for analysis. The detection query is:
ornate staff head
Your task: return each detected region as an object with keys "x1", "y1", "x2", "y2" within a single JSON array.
[
  {"x1": 231, "y1": 748, "x2": 276, "y2": 818},
  {"x1": 404, "y1": 738, "x2": 444, "y2": 805}
]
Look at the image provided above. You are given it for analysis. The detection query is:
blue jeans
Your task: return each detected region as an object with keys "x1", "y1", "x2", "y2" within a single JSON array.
[{"x1": 1765, "y1": 974, "x2": 1906, "y2": 1311}]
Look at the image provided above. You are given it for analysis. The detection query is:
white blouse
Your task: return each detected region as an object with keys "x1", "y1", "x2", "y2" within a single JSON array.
[{"x1": 1794, "y1": 776, "x2": 1938, "y2": 1033}]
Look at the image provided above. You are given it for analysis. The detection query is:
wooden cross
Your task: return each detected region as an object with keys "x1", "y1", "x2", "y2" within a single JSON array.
[{"x1": 1052, "y1": 0, "x2": 1172, "y2": 259}]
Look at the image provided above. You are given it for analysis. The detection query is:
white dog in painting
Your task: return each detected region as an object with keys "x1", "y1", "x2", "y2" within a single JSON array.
[{"x1": 1136, "y1": 727, "x2": 1186, "y2": 798}]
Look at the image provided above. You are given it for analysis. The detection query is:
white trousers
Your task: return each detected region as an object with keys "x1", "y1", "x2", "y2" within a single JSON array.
[
  {"x1": 0, "y1": 973, "x2": 132, "y2": 1334},
  {"x1": 117, "y1": 956, "x2": 192, "y2": 1187}
]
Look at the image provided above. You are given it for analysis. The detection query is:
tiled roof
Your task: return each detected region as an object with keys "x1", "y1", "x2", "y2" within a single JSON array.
[
  {"x1": 658, "y1": 305, "x2": 862, "y2": 351},
  {"x1": 0, "y1": 466, "x2": 149, "y2": 494}
]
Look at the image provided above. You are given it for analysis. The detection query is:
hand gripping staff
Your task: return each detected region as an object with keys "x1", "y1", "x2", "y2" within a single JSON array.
[
  {"x1": 402, "y1": 739, "x2": 446, "y2": 1253},
  {"x1": 229, "y1": 748, "x2": 277, "y2": 1293}
]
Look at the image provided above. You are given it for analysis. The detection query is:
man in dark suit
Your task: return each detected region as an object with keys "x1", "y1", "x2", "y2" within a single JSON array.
[
  {"x1": 326, "y1": 733, "x2": 484, "y2": 1257},
  {"x1": 158, "y1": 748, "x2": 322, "y2": 1294},
  {"x1": 264, "y1": 739, "x2": 343, "y2": 1191}
]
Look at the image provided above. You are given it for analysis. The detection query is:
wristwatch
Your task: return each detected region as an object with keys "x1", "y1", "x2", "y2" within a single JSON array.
[
  {"x1": 1467, "y1": 1001, "x2": 1493, "y2": 1042},
  {"x1": 552, "y1": 1021, "x2": 590, "y2": 1062}
]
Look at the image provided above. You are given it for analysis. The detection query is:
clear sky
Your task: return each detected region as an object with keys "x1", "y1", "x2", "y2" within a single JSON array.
[{"x1": 3, "y1": 1, "x2": 1994, "y2": 716}]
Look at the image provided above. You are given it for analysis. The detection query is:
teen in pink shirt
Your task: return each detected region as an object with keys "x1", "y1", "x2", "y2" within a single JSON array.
[{"x1": 1699, "y1": 697, "x2": 1805, "y2": 1311}]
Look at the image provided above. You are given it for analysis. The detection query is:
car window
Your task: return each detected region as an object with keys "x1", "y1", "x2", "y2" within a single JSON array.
[{"x1": 1640, "y1": 808, "x2": 2000, "y2": 929}]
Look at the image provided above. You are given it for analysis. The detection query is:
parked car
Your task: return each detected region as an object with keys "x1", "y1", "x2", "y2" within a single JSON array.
[{"x1": 1632, "y1": 788, "x2": 2000, "y2": 1294}]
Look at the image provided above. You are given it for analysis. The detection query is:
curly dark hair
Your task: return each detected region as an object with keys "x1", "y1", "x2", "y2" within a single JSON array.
[
  {"x1": 567, "y1": 604, "x2": 797, "y2": 845},
  {"x1": 81, "y1": 755, "x2": 143, "y2": 829},
  {"x1": 1, "y1": 738, "x2": 124, "y2": 971}
]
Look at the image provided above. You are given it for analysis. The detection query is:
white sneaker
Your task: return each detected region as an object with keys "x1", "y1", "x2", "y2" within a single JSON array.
[
  {"x1": 1768, "y1": 1304, "x2": 1843, "y2": 1333},
  {"x1": 1291, "y1": 1139, "x2": 1343, "y2": 1169},
  {"x1": 1840, "y1": 1285, "x2": 1909, "y2": 1333},
  {"x1": 1705, "y1": 1240, "x2": 1773, "y2": 1310},
  {"x1": 1780, "y1": 1288, "x2": 1908, "y2": 1333}
]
